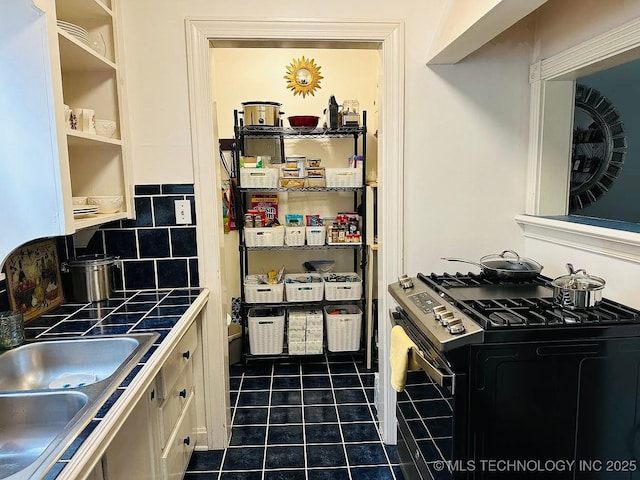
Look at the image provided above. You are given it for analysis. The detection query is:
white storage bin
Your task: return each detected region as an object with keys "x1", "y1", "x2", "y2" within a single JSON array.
[
  {"x1": 244, "y1": 276, "x2": 284, "y2": 303},
  {"x1": 306, "y1": 226, "x2": 326, "y2": 246},
  {"x1": 248, "y1": 307, "x2": 285, "y2": 355},
  {"x1": 240, "y1": 168, "x2": 279, "y2": 188},
  {"x1": 324, "y1": 305, "x2": 362, "y2": 352},
  {"x1": 245, "y1": 226, "x2": 285, "y2": 247},
  {"x1": 326, "y1": 167, "x2": 363, "y2": 188},
  {"x1": 323, "y1": 273, "x2": 362, "y2": 301},
  {"x1": 285, "y1": 226, "x2": 306, "y2": 246},
  {"x1": 285, "y1": 273, "x2": 324, "y2": 302}
]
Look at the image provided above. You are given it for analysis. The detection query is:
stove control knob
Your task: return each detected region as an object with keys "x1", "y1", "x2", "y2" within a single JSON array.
[
  {"x1": 432, "y1": 306, "x2": 447, "y2": 319},
  {"x1": 439, "y1": 311, "x2": 455, "y2": 326},
  {"x1": 447, "y1": 319, "x2": 466, "y2": 335},
  {"x1": 398, "y1": 275, "x2": 414, "y2": 290},
  {"x1": 432, "y1": 305, "x2": 447, "y2": 322}
]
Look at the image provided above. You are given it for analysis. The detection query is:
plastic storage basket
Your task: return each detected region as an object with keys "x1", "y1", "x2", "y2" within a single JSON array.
[
  {"x1": 285, "y1": 273, "x2": 324, "y2": 302},
  {"x1": 245, "y1": 226, "x2": 285, "y2": 247},
  {"x1": 244, "y1": 275, "x2": 284, "y2": 303},
  {"x1": 285, "y1": 226, "x2": 306, "y2": 246},
  {"x1": 306, "y1": 226, "x2": 326, "y2": 246},
  {"x1": 248, "y1": 307, "x2": 285, "y2": 355},
  {"x1": 325, "y1": 167, "x2": 363, "y2": 188},
  {"x1": 240, "y1": 168, "x2": 279, "y2": 189},
  {"x1": 323, "y1": 273, "x2": 362, "y2": 301},
  {"x1": 324, "y1": 305, "x2": 362, "y2": 352}
]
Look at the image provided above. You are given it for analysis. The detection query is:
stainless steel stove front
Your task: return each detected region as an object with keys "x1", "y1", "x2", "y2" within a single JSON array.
[{"x1": 388, "y1": 279, "x2": 484, "y2": 352}]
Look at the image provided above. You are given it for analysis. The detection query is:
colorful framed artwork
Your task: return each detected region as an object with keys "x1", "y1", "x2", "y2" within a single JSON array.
[{"x1": 4, "y1": 238, "x2": 63, "y2": 321}]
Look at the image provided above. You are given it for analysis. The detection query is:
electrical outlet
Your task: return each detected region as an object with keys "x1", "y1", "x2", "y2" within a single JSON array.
[{"x1": 175, "y1": 200, "x2": 192, "y2": 224}]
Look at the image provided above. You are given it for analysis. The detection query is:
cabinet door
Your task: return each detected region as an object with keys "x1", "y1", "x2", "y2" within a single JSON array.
[
  {"x1": 0, "y1": 0, "x2": 65, "y2": 265},
  {"x1": 104, "y1": 383, "x2": 160, "y2": 480},
  {"x1": 161, "y1": 392, "x2": 197, "y2": 480}
]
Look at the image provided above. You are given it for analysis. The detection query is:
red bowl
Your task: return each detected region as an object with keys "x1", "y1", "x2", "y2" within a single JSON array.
[{"x1": 288, "y1": 115, "x2": 320, "y2": 131}]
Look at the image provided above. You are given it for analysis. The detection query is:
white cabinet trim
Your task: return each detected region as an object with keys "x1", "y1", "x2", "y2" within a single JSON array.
[{"x1": 516, "y1": 215, "x2": 640, "y2": 263}]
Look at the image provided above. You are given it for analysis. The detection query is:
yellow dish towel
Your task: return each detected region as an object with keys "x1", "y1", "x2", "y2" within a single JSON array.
[{"x1": 390, "y1": 324, "x2": 420, "y2": 392}]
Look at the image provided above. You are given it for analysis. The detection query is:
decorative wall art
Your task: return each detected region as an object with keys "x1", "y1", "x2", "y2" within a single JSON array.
[
  {"x1": 4, "y1": 239, "x2": 63, "y2": 321},
  {"x1": 284, "y1": 56, "x2": 323, "y2": 98}
]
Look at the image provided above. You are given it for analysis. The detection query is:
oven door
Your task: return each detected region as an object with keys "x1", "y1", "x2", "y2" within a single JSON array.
[{"x1": 391, "y1": 309, "x2": 468, "y2": 480}]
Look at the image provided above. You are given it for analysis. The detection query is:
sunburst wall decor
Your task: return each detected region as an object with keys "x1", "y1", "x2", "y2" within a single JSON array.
[{"x1": 284, "y1": 56, "x2": 323, "y2": 98}]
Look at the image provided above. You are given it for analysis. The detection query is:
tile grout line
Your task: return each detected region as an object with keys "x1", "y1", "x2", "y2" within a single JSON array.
[
  {"x1": 357, "y1": 358, "x2": 400, "y2": 479},
  {"x1": 260, "y1": 362, "x2": 276, "y2": 480},
  {"x1": 327, "y1": 356, "x2": 354, "y2": 480},
  {"x1": 216, "y1": 370, "x2": 244, "y2": 480},
  {"x1": 300, "y1": 361, "x2": 310, "y2": 480}
]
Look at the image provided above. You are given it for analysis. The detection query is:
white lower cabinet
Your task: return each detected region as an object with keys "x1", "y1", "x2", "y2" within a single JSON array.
[
  {"x1": 104, "y1": 383, "x2": 160, "y2": 480},
  {"x1": 160, "y1": 393, "x2": 197, "y2": 480},
  {"x1": 104, "y1": 321, "x2": 200, "y2": 480}
]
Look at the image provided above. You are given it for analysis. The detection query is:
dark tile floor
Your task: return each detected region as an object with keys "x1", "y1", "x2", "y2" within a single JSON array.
[{"x1": 185, "y1": 355, "x2": 404, "y2": 480}]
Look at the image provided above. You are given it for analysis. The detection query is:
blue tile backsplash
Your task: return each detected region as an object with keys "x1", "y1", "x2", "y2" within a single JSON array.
[
  {"x1": 0, "y1": 184, "x2": 198, "y2": 312},
  {"x1": 76, "y1": 184, "x2": 199, "y2": 292}
]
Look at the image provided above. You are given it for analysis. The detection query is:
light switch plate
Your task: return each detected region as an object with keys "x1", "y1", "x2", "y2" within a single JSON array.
[{"x1": 175, "y1": 200, "x2": 192, "y2": 224}]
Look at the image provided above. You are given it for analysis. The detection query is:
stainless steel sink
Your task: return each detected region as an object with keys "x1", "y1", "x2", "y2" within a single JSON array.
[
  {"x1": 0, "y1": 391, "x2": 88, "y2": 479},
  {"x1": 0, "y1": 336, "x2": 146, "y2": 391},
  {"x1": 0, "y1": 333, "x2": 158, "y2": 479}
]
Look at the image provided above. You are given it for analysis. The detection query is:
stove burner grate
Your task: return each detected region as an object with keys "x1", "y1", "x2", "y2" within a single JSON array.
[
  {"x1": 427, "y1": 271, "x2": 548, "y2": 288},
  {"x1": 466, "y1": 297, "x2": 640, "y2": 329}
]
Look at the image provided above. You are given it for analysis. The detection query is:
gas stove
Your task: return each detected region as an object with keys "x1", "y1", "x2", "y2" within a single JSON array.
[
  {"x1": 391, "y1": 272, "x2": 640, "y2": 480},
  {"x1": 389, "y1": 271, "x2": 640, "y2": 351}
]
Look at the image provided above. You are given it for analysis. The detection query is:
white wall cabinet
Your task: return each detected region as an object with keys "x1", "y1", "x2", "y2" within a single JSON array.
[
  {"x1": 0, "y1": 0, "x2": 134, "y2": 265},
  {"x1": 42, "y1": 0, "x2": 133, "y2": 229}
]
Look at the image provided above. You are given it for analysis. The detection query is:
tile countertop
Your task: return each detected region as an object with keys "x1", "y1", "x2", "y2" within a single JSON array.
[{"x1": 19, "y1": 287, "x2": 209, "y2": 480}]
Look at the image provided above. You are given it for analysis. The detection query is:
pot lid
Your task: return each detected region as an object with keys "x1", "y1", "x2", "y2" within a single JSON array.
[
  {"x1": 479, "y1": 250, "x2": 543, "y2": 272},
  {"x1": 241, "y1": 101, "x2": 282, "y2": 106},
  {"x1": 552, "y1": 263, "x2": 606, "y2": 290},
  {"x1": 552, "y1": 275, "x2": 605, "y2": 290},
  {"x1": 67, "y1": 254, "x2": 118, "y2": 266}
]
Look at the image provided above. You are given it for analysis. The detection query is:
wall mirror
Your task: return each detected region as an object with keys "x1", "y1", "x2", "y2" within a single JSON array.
[
  {"x1": 284, "y1": 56, "x2": 323, "y2": 98},
  {"x1": 569, "y1": 83, "x2": 627, "y2": 213}
]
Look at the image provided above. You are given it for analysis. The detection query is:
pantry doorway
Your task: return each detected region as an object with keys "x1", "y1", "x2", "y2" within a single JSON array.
[{"x1": 185, "y1": 18, "x2": 404, "y2": 447}]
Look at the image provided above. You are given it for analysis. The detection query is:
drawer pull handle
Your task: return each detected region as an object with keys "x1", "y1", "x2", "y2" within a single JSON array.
[
  {"x1": 150, "y1": 389, "x2": 155, "y2": 401},
  {"x1": 183, "y1": 436, "x2": 191, "y2": 446},
  {"x1": 179, "y1": 388, "x2": 187, "y2": 398},
  {"x1": 183, "y1": 350, "x2": 190, "y2": 360}
]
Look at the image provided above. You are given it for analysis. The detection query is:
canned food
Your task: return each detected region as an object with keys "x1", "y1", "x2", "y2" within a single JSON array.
[{"x1": 244, "y1": 213, "x2": 255, "y2": 228}]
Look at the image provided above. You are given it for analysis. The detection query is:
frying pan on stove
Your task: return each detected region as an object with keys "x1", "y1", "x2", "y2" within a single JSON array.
[{"x1": 441, "y1": 250, "x2": 543, "y2": 281}]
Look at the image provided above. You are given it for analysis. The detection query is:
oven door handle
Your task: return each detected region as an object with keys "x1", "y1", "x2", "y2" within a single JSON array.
[{"x1": 410, "y1": 346, "x2": 456, "y2": 395}]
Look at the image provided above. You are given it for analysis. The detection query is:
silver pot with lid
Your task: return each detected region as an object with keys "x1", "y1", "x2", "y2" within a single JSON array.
[
  {"x1": 551, "y1": 263, "x2": 605, "y2": 310},
  {"x1": 61, "y1": 254, "x2": 121, "y2": 303}
]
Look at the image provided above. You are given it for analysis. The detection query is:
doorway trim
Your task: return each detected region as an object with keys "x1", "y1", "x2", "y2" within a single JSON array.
[{"x1": 185, "y1": 17, "x2": 404, "y2": 446}]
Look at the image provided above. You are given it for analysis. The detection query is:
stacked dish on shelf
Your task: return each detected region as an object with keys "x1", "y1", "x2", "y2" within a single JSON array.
[
  {"x1": 72, "y1": 204, "x2": 99, "y2": 218},
  {"x1": 57, "y1": 20, "x2": 90, "y2": 46}
]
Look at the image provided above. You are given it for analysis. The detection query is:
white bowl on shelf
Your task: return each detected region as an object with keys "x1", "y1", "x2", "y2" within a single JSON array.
[
  {"x1": 72, "y1": 196, "x2": 88, "y2": 205},
  {"x1": 94, "y1": 119, "x2": 117, "y2": 138},
  {"x1": 87, "y1": 195, "x2": 123, "y2": 214}
]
